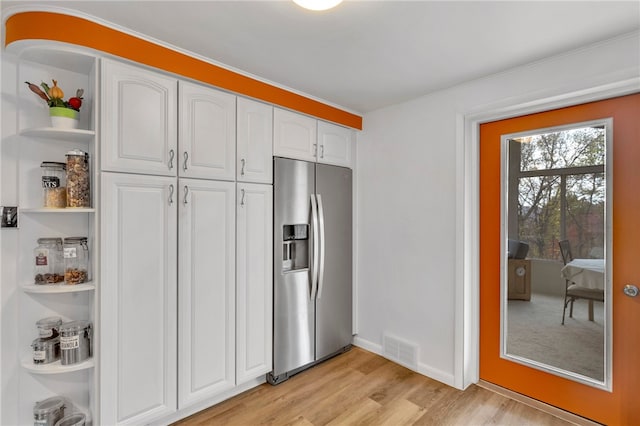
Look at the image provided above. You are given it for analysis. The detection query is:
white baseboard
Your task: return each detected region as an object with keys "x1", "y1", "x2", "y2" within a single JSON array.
[{"x1": 353, "y1": 336, "x2": 456, "y2": 388}]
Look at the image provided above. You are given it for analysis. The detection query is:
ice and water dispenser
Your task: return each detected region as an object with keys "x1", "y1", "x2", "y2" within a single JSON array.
[{"x1": 282, "y1": 224, "x2": 309, "y2": 272}]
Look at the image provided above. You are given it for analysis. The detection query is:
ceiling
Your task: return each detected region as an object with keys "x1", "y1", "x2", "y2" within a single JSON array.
[{"x1": 2, "y1": 1, "x2": 639, "y2": 113}]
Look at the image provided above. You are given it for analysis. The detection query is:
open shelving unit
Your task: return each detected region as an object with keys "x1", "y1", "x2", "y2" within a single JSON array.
[{"x1": 3, "y1": 43, "x2": 100, "y2": 425}]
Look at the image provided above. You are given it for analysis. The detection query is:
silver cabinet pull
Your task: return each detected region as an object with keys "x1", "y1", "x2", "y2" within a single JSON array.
[
  {"x1": 320, "y1": 144, "x2": 325, "y2": 159},
  {"x1": 313, "y1": 143, "x2": 317, "y2": 157},
  {"x1": 183, "y1": 152, "x2": 189, "y2": 172},
  {"x1": 241, "y1": 158, "x2": 246, "y2": 176},
  {"x1": 168, "y1": 184, "x2": 174, "y2": 205},
  {"x1": 240, "y1": 189, "x2": 246, "y2": 206},
  {"x1": 168, "y1": 149, "x2": 175, "y2": 170},
  {"x1": 623, "y1": 284, "x2": 639, "y2": 297},
  {"x1": 183, "y1": 185, "x2": 189, "y2": 205}
]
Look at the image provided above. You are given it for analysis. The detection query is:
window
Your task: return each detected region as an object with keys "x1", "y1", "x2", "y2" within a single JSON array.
[{"x1": 509, "y1": 125, "x2": 605, "y2": 260}]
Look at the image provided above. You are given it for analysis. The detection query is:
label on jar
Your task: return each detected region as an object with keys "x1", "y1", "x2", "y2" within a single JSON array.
[
  {"x1": 42, "y1": 176, "x2": 60, "y2": 188},
  {"x1": 63, "y1": 247, "x2": 77, "y2": 259},
  {"x1": 35, "y1": 250, "x2": 48, "y2": 266},
  {"x1": 60, "y1": 335, "x2": 79, "y2": 350},
  {"x1": 33, "y1": 350, "x2": 46, "y2": 361},
  {"x1": 39, "y1": 329, "x2": 54, "y2": 338}
]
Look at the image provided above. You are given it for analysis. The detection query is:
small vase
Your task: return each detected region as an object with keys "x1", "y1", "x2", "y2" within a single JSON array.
[{"x1": 49, "y1": 107, "x2": 79, "y2": 129}]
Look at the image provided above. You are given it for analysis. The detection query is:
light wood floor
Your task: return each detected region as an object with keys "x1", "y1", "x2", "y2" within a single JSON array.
[{"x1": 174, "y1": 347, "x2": 572, "y2": 425}]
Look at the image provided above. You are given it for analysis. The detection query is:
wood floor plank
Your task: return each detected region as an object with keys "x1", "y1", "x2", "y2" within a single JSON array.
[{"x1": 174, "y1": 347, "x2": 574, "y2": 426}]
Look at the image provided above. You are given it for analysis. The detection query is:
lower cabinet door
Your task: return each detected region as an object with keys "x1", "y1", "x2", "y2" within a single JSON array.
[
  {"x1": 100, "y1": 172, "x2": 178, "y2": 425},
  {"x1": 178, "y1": 178, "x2": 236, "y2": 408},
  {"x1": 236, "y1": 183, "x2": 273, "y2": 384}
]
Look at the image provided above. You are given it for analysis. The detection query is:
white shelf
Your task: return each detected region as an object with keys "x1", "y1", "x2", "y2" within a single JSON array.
[
  {"x1": 20, "y1": 207, "x2": 95, "y2": 214},
  {"x1": 22, "y1": 355, "x2": 94, "y2": 375},
  {"x1": 22, "y1": 282, "x2": 95, "y2": 294},
  {"x1": 21, "y1": 127, "x2": 95, "y2": 143}
]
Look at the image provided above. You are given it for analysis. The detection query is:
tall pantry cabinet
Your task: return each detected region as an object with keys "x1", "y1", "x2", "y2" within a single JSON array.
[{"x1": 99, "y1": 58, "x2": 273, "y2": 424}]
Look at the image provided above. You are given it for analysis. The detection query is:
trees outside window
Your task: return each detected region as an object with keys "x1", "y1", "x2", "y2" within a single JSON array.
[{"x1": 510, "y1": 126, "x2": 605, "y2": 261}]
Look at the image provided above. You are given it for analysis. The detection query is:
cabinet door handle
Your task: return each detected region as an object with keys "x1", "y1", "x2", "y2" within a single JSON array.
[
  {"x1": 320, "y1": 144, "x2": 325, "y2": 159},
  {"x1": 183, "y1": 152, "x2": 189, "y2": 172},
  {"x1": 168, "y1": 149, "x2": 175, "y2": 170},
  {"x1": 241, "y1": 158, "x2": 246, "y2": 176},
  {"x1": 183, "y1": 185, "x2": 189, "y2": 205},
  {"x1": 313, "y1": 143, "x2": 317, "y2": 156},
  {"x1": 240, "y1": 189, "x2": 246, "y2": 206},
  {"x1": 168, "y1": 184, "x2": 174, "y2": 205}
]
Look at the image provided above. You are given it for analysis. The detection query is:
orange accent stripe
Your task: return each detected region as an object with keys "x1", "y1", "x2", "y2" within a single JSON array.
[{"x1": 5, "y1": 11, "x2": 362, "y2": 130}]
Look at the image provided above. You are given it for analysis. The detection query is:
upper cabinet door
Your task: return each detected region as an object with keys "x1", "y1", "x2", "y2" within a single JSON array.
[
  {"x1": 273, "y1": 108, "x2": 317, "y2": 162},
  {"x1": 101, "y1": 59, "x2": 177, "y2": 176},
  {"x1": 317, "y1": 121, "x2": 354, "y2": 168},
  {"x1": 237, "y1": 98, "x2": 273, "y2": 184},
  {"x1": 179, "y1": 81, "x2": 236, "y2": 181}
]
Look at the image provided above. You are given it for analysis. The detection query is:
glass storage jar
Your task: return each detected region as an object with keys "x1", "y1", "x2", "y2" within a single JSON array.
[
  {"x1": 31, "y1": 336, "x2": 60, "y2": 364},
  {"x1": 36, "y1": 316, "x2": 63, "y2": 340},
  {"x1": 65, "y1": 149, "x2": 90, "y2": 208},
  {"x1": 33, "y1": 396, "x2": 66, "y2": 426},
  {"x1": 34, "y1": 238, "x2": 64, "y2": 284},
  {"x1": 63, "y1": 237, "x2": 89, "y2": 284},
  {"x1": 41, "y1": 162, "x2": 67, "y2": 208},
  {"x1": 54, "y1": 413, "x2": 86, "y2": 426}
]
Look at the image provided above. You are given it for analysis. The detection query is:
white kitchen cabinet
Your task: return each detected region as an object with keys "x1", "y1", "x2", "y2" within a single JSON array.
[
  {"x1": 237, "y1": 97, "x2": 273, "y2": 183},
  {"x1": 179, "y1": 81, "x2": 236, "y2": 181},
  {"x1": 178, "y1": 179, "x2": 236, "y2": 408},
  {"x1": 101, "y1": 59, "x2": 178, "y2": 176},
  {"x1": 236, "y1": 183, "x2": 273, "y2": 384},
  {"x1": 274, "y1": 108, "x2": 354, "y2": 168},
  {"x1": 317, "y1": 121, "x2": 354, "y2": 168},
  {"x1": 273, "y1": 107, "x2": 317, "y2": 162},
  {"x1": 100, "y1": 172, "x2": 178, "y2": 425}
]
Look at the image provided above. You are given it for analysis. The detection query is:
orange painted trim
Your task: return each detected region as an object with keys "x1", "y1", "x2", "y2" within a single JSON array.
[{"x1": 5, "y1": 11, "x2": 363, "y2": 130}]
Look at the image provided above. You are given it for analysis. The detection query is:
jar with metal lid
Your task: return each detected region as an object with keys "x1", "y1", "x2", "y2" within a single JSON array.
[
  {"x1": 54, "y1": 412, "x2": 86, "y2": 426},
  {"x1": 34, "y1": 238, "x2": 64, "y2": 284},
  {"x1": 65, "y1": 149, "x2": 90, "y2": 208},
  {"x1": 41, "y1": 162, "x2": 67, "y2": 208},
  {"x1": 59, "y1": 320, "x2": 92, "y2": 365},
  {"x1": 63, "y1": 237, "x2": 89, "y2": 285},
  {"x1": 31, "y1": 337, "x2": 60, "y2": 364},
  {"x1": 33, "y1": 396, "x2": 65, "y2": 426},
  {"x1": 36, "y1": 316, "x2": 63, "y2": 340}
]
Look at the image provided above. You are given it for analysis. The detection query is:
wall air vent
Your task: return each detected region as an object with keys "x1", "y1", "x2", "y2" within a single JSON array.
[{"x1": 382, "y1": 333, "x2": 418, "y2": 370}]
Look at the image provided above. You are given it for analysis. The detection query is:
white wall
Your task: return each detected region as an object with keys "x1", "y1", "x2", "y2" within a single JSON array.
[{"x1": 354, "y1": 31, "x2": 639, "y2": 388}]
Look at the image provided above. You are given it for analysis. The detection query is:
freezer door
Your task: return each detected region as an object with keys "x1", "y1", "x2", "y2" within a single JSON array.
[
  {"x1": 315, "y1": 163, "x2": 353, "y2": 360},
  {"x1": 272, "y1": 158, "x2": 315, "y2": 377}
]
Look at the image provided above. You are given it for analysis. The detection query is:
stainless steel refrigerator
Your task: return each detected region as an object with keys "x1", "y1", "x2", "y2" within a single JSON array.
[{"x1": 268, "y1": 157, "x2": 353, "y2": 384}]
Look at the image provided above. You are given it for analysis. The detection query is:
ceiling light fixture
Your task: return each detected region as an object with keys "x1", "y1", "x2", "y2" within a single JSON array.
[{"x1": 293, "y1": 0, "x2": 343, "y2": 11}]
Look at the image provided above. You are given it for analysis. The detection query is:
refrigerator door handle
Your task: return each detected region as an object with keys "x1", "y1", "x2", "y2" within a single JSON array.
[
  {"x1": 316, "y1": 193, "x2": 326, "y2": 299},
  {"x1": 310, "y1": 194, "x2": 319, "y2": 299}
]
